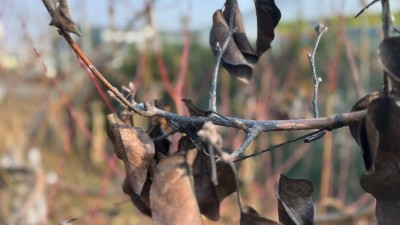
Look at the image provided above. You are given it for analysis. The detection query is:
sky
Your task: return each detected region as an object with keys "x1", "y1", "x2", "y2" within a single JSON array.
[{"x1": 1, "y1": 0, "x2": 400, "y2": 53}]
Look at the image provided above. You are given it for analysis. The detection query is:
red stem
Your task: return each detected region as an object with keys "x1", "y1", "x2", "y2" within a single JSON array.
[
  {"x1": 154, "y1": 50, "x2": 176, "y2": 98},
  {"x1": 176, "y1": 19, "x2": 191, "y2": 98}
]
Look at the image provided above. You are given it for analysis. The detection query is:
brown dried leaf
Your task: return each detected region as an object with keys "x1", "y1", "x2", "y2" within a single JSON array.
[
  {"x1": 150, "y1": 149, "x2": 203, "y2": 225},
  {"x1": 192, "y1": 157, "x2": 220, "y2": 220},
  {"x1": 357, "y1": 97, "x2": 400, "y2": 173},
  {"x1": 148, "y1": 123, "x2": 171, "y2": 157},
  {"x1": 107, "y1": 114, "x2": 155, "y2": 195},
  {"x1": 275, "y1": 174, "x2": 314, "y2": 225},
  {"x1": 255, "y1": 0, "x2": 281, "y2": 55},
  {"x1": 349, "y1": 92, "x2": 380, "y2": 147},
  {"x1": 366, "y1": 98, "x2": 400, "y2": 163},
  {"x1": 122, "y1": 177, "x2": 152, "y2": 216},
  {"x1": 358, "y1": 117, "x2": 377, "y2": 173},
  {"x1": 182, "y1": 99, "x2": 208, "y2": 117},
  {"x1": 377, "y1": 36, "x2": 400, "y2": 87},
  {"x1": 177, "y1": 136, "x2": 236, "y2": 221},
  {"x1": 49, "y1": 0, "x2": 81, "y2": 36},
  {"x1": 358, "y1": 97, "x2": 400, "y2": 223},
  {"x1": 223, "y1": 0, "x2": 258, "y2": 63},
  {"x1": 240, "y1": 206, "x2": 279, "y2": 225},
  {"x1": 178, "y1": 135, "x2": 196, "y2": 152},
  {"x1": 209, "y1": 10, "x2": 253, "y2": 84},
  {"x1": 348, "y1": 92, "x2": 380, "y2": 172},
  {"x1": 194, "y1": 159, "x2": 236, "y2": 221},
  {"x1": 360, "y1": 162, "x2": 400, "y2": 224}
]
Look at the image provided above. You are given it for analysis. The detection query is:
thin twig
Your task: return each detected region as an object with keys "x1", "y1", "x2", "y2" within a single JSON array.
[
  {"x1": 381, "y1": 0, "x2": 392, "y2": 96},
  {"x1": 234, "y1": 129, "x2": 324, "y2": 163},
  {"x1": 230, "y1": 125, "x2": 262, "y2": 159},
  {"x1": 308, "y1": 24, "x2": 328, "y2": 118},
  {"x1": 196, "y1": 129, "x2": 324, "y2": 176},
  {"x1": 354, "y1": 0, "x2": 381, "y2": 18},
  {"x1": 209, "y1": 1, "x2": 237, "y2": 112},
  {"x1": 214, "y1": 148, "x2": 243, "y2": 212},
  {"x1": 381, "y1": 0, "x2": 391, "y2": 38}
]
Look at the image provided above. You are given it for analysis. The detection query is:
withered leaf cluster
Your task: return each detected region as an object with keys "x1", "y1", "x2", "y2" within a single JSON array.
[
  {"x1": 209, "y1": 0, "x2": 281, "y2": 84},
  {"x1": 107, "y1": 100, "x2": 316, "y2": 224},
  {"x1": 107, "y1": 110, "x2": 236, "y2": 224},
  {"x1": 349, "y1": 36, "x2": 400, "y2": 224}
]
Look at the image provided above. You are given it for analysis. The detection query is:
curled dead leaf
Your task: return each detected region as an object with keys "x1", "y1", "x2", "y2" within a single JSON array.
[
  {"x1": 223, "y1": 0, "x2": 258, "y2": 63},
  {"x1": 177, "y1": 136, "x2": 236, "y2": 221},
  {"x1": 358, "y1": 117, "x2": 377, "y2": 173},
  {"x1": 122, "y1": 177, "x2": 152, "y2": 216},
  {"x1": 378, "y1": 36, "x2": 400, "y2": 88},
  {"x1": 255, "y1": 0, "x2": 281, "y2": 55},
  {"x1": 49, "y1": 0, "x2": 82, "y2": 36},
  {"x1": 356, "y1": 97, "x2": 400, "y2": 173},
  {"x1": 349, "y1": 92, "x2": 380, "y2": 147},
  {"x1": 194, "y1": 155, "x2": 236, "y2": 221},
  {"x1": 210, "y1": 10, "x2": 254, "y2": 84},
  {"x1": 349, "y1": 92, "x2": 380, "y2": 173},
  {"x1": 150, "y1": 149, "x2": 203, "y2": 225},
  {"x1": 360, "y1": 162, "x2": 400, "y2": 224},
  {"x1": 107, "y1": 114, "x2": 155, "y2": 195},
  {"x1": 182, "y1": 99, "x2": 209, "y2": 117},
  {"x1": 275, "y1": 174, "x2": 314, "y2": 225},
  {"x1": 366, "y1": 98, "x2": 400, "y2": 163}
]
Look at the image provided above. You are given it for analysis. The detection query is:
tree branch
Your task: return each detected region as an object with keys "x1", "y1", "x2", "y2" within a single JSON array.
[
  {"x1": 209, "y1": 1, "x2": 237, "y2": 112},
  {"x1": 41, "y1": 0, "x2": 366, "y2": 158}
]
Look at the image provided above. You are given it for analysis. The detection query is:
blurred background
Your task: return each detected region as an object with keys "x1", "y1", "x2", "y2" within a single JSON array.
[{"x1": 1, "y1": 0, "x2": 400, "y2": 224}]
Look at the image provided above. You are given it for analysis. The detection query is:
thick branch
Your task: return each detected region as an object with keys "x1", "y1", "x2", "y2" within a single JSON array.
[{"x1": 132, "y1": 104, "x2": 365, "y2": 133}]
